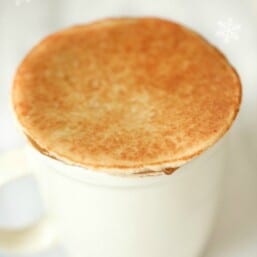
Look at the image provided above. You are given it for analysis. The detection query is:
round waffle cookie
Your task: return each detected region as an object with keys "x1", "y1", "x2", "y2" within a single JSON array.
[{"x1": 12, "y1": 17, "x2": 241, "y2": 176}]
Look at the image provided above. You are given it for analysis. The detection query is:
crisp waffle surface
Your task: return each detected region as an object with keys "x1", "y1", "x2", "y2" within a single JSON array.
[{"x1": 12, "y1": 17, "x2": 241, "y2": 175}]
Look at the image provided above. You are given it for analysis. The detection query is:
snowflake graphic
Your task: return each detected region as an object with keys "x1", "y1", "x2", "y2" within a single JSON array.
[
  {"x1": 216, "y1": 18, "x2": 241, "y2": 44},
  {"x1": 15, "y1": 0, "x2": 31, "y2": 6}
]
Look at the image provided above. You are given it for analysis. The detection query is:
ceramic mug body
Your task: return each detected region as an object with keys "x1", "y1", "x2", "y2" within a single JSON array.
[{"x1": 26, "y1": 135, "x2": 228, "y2": 257}]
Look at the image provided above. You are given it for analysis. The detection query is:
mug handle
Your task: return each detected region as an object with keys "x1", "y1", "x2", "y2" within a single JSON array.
[{"x1": 0, "y1": 149, "x2": 57, "y2": 254}]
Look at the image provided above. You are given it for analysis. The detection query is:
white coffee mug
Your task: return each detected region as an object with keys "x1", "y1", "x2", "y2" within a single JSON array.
[{"x1": 0, "y1": 134, "x2": 228, "y2": 257}]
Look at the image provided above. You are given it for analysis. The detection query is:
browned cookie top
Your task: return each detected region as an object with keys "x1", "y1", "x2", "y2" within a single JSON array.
[{"x1": 12, "y1": 17, "x2": 241, "y2": 175}]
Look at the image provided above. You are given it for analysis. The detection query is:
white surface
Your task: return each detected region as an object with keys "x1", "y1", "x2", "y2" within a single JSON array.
[{"x1": 0, "y1": 0, "x2": 257, "y2": 256}]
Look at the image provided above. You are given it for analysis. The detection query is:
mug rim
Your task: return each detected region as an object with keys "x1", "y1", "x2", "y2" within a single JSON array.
[{"x1": 26, "y1": 134, "x2": 229, "y2": 188}]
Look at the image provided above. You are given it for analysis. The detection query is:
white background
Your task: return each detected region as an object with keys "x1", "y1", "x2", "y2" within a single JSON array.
[{"x1": 0, "y1": 0, "x2": 257, "y2": 256}]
